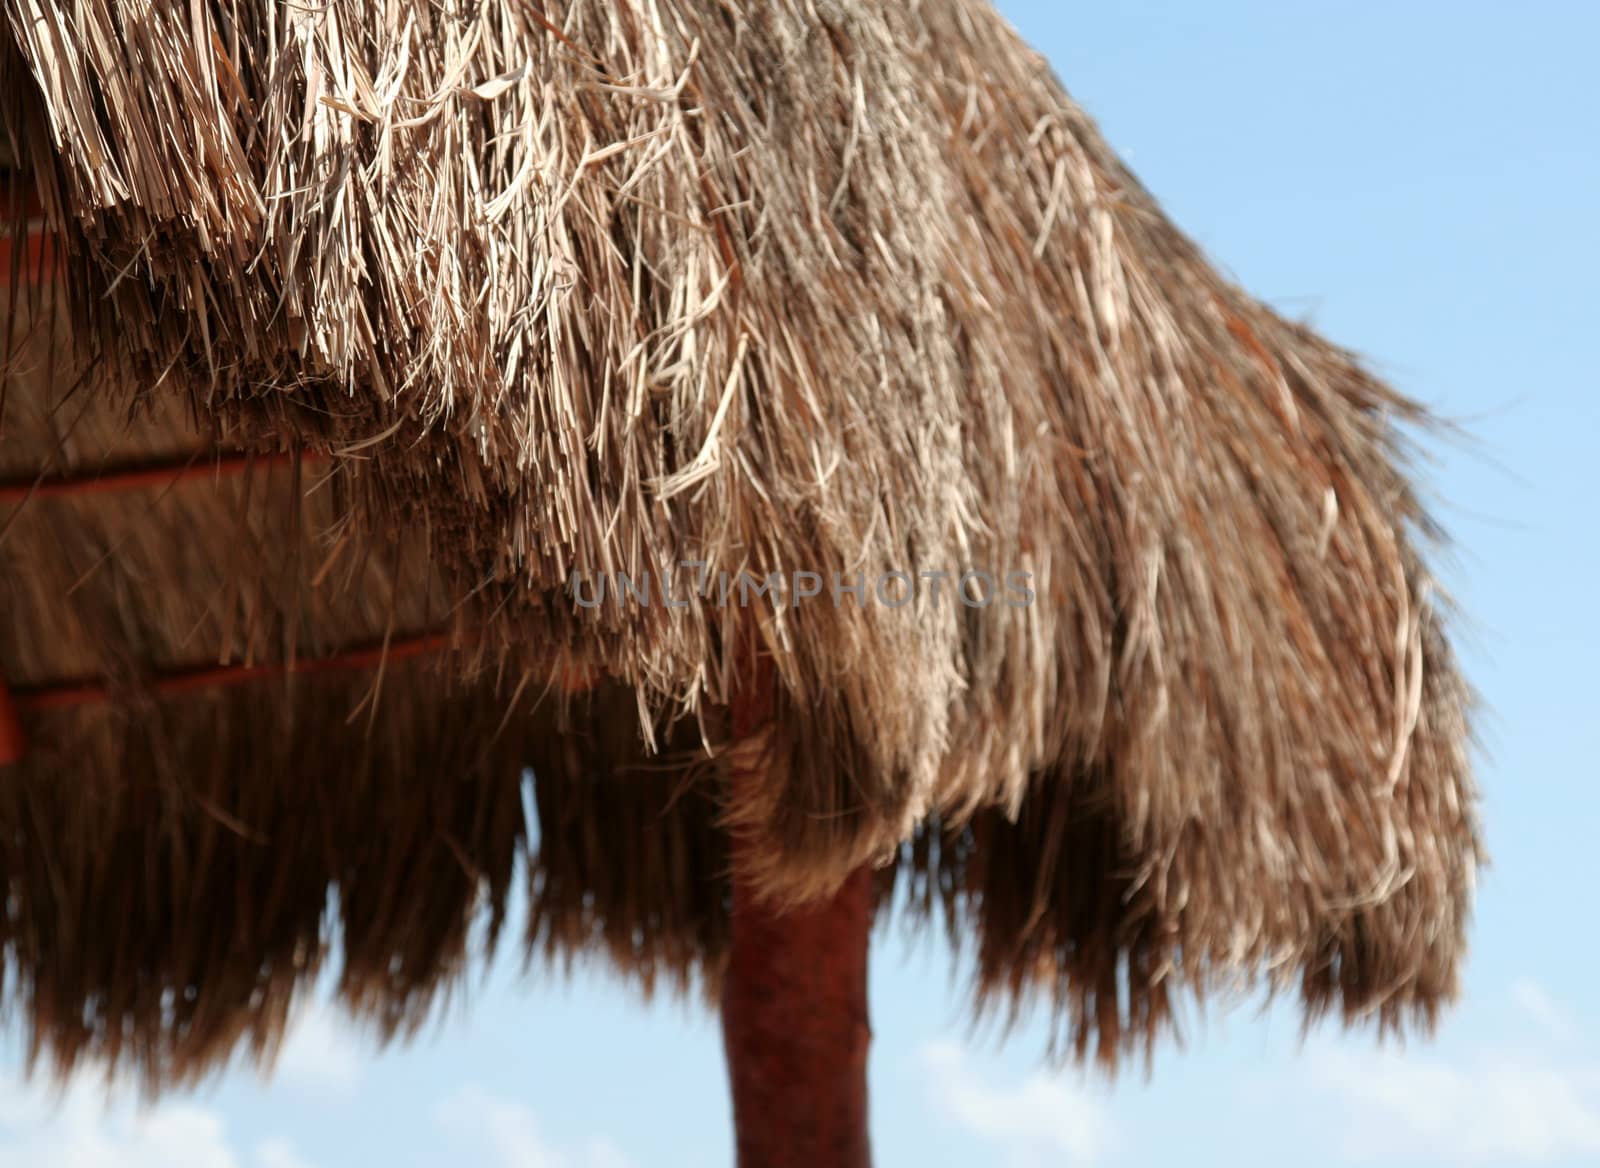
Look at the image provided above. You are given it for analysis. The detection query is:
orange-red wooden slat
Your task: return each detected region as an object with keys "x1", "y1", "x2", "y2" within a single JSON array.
[
  {"x1": 0, "y1": 451, "x2": 320, "y2": 508},
  {"x1": 12, "y1": 633, "x2": 455, "y2": 715}
]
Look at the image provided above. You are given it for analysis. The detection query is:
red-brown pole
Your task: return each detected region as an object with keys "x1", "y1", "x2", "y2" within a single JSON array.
[{"x1": 721, "y1": 659, "x2": 874, "y2": 1168}]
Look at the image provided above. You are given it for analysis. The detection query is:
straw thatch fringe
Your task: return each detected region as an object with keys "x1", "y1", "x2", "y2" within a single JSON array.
[
  {"x1": 524, "y1": 682, "x2": 730, "y2": 997},
  {"x1": 891, "y1": 740, "x2": 1476, "y2": 1068},
  {"x1": 1, "y1": 0, "x2": 1480, "y2": 1081},
  {"x1": 0, "y1": 680, "x2": 1472, "y2": 1093},
  {"x1": 0, "y1": 669, "x2": 530, "y2": 1090}
]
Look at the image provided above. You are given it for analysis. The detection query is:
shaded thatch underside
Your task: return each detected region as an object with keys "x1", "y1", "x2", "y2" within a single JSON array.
[
  {"x1": 0, "y1": 277, "x2": 535, "y2": 1084},
  {"x1": 0, "y1": 0, "x2": 1478, "y2": 1085}
]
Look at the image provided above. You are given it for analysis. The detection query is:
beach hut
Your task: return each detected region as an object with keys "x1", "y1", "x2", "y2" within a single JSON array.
[{"x1": 0, "y1": 3, "x2": 1479, "y2": 1164}]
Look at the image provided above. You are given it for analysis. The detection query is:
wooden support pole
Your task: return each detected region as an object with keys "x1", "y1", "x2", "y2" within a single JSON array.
[{"x1": 721, "y1": 659, "x2": 874, "y2": 1168}]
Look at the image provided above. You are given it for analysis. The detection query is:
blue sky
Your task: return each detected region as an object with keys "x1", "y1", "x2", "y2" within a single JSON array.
[{"x1": 5, "y1": 2, "x2": 1598, "y2": 1165}]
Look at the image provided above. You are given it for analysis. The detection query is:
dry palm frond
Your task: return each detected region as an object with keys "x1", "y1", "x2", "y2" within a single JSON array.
[{"x1": 0, "y1": 0, "x2": 1479, "y2": 1082}]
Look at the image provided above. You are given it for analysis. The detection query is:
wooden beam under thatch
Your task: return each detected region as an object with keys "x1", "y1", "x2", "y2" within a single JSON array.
[{"x1": 0, "y1": 0, "x2": 1479, "y2": 1104}]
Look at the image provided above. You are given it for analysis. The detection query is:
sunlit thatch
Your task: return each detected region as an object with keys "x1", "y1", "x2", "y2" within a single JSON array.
[{"x1": 0, "y1": 0, "x2": 1479, "y2": 1085}]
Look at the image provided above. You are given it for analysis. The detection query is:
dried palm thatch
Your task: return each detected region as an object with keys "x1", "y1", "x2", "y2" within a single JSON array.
[
  {"x1": 0, "y1": 265, "x2": 736, "y2": 1086},
  {"x1": 0, "y1": 272, "x2": 527, "y2": 1084},
  {"x1": 0, "y1": 0, "x2": 1478, "y2": 1085}
]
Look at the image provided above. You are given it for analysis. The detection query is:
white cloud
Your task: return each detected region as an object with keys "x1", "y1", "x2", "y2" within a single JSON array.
[
  {"x1": 575, "y1": 1138, "x2": 635, "y2": 1168},
  {"x1": 919, "y1": 1039, "x2": 1113, "y2": 1167},
  {"x1": 1308, "y1": 1012, "x2": 1600, "y2": 1164},
  {"x1": 272, "y1": 1002, "x2": 364, "y2": 1094},
  {"x1": 1510, "y1": 978, "x2": 1576, "y2": 1046},
  {"x1": 436, "y1": 1085, "x2": 634, "y2": 1168},
  {"x1": 254, "y1": 1137, "x2": 318, "y2": 1168},
  {"x1": 0, "y1": 1073, "x2": 315, "y2": 1168}
]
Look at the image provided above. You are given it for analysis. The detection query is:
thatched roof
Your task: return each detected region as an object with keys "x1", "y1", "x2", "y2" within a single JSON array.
[{"x1": 0, "y1": 0, "x2": 1478, "y2": 1084}]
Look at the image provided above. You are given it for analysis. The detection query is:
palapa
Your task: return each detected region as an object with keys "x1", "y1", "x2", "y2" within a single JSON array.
[{"x1": 0, "y1": 0, "x2": 1478, "y2": 1144}]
